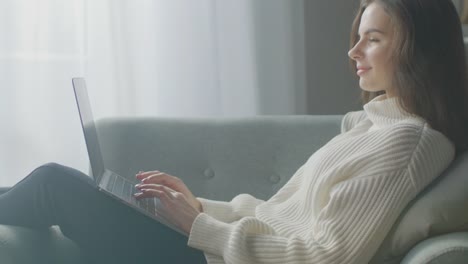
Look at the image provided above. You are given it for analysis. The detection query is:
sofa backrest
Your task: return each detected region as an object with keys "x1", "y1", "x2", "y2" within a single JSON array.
[{"x1": 96, "y1": 115, "x2": 343, "y2": 200}]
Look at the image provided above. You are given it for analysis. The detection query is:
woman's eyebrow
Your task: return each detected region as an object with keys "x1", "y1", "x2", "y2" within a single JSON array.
[{"x1": 362, "y1": 28, "x2": 386, "y2": 35}]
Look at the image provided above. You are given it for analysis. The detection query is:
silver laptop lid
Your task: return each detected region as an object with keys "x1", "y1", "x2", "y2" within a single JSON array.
[{"x1": 72, "y1": 77, "x2": 105, "y2": 182}]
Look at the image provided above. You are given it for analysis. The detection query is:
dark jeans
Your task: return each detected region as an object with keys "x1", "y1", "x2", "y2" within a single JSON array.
[{"x1": 0, "y1": 163, "x2": 207, "y2": 264}]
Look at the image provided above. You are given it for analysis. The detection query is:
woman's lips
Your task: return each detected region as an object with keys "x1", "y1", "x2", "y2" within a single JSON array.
[{"x1": 357, "y1": 67, "x2": 371, "y2": 76}]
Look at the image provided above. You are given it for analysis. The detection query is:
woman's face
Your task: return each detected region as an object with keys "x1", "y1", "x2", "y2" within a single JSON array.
[{"x1": 348, "y1": 3, "x2": 396, "y2": 97}]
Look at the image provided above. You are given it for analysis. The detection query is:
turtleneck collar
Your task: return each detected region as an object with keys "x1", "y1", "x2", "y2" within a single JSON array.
[{"x1": 363, "y1": 94, "x2": 420, "y2": 129}]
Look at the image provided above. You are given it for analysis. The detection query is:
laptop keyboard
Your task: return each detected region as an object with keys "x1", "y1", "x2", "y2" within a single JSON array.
[{"x1": 105, "y1": 173, "x2": 156, "y2": 215}]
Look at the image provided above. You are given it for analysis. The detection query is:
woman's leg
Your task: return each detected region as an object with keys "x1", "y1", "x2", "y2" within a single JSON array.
[{"x1": 0, "y1": 163, "x2": 206, "y2": 264}]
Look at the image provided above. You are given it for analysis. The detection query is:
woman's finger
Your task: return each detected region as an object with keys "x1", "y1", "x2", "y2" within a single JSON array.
[
  {"x1": 134, "y1": 184, "x2": 177, "y2": 199},
  {"x1": 135, "y1": 171, "x2": 189, "y2": 193},
  {"x1": 135, "y1": 183, "x2": 173, "y2": 191},
  {"x1": 134, "y1": 188, "x2": 169, "y2": 200},
  {"x1": 140, "y1": 173, "x2": 167, "y2": 184},
  {"x1": 140, "y1": 174, "x2": 183, "y2": 191},
  {"x1": 135, "y1": 170, "x2": 162, "y2": 180},
  {"x1": 136, "y1": 172, "x2": 176, "y2": 187}
]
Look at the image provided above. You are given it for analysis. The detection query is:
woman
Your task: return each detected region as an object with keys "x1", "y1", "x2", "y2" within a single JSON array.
[{"x1": 1, "y1": 0, "x2": 467, "y2": 263}]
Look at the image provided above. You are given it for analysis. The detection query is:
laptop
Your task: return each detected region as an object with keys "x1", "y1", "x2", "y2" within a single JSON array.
[{"x1": 72, "y1": 77, "x2": 184, "y2": 235}]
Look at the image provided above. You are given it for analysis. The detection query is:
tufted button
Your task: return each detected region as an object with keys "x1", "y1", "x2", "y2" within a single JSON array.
[
  {"x1": 203, "y1": 168, "x2": 215, "y2": 179},
  {"x1": 269, "y1": 174, "x2": 281, "y2": 184}
]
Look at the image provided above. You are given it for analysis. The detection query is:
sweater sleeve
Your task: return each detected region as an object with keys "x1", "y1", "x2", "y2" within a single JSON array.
[
  {"x1": 197, "y1": 194, "x2": 265, "y2": 223},
  {"x1": 341, "y1": 110, "x2": 367, "y2": 133},
  {"x1": 197, "y1": 164, "x2": 306, "y2": 223},
  {"x1": 188, "y1": 170, "x2": 416, "y2": 263}
]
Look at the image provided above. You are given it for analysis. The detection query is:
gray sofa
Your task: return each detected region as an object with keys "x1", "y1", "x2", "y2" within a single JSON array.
[{"x1": 0, "y1": 116, "x2": 467, "y2": 263}]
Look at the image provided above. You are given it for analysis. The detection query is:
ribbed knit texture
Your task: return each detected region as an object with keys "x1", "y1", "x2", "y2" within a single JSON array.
[{"x1": 188, "y1": 95, "x2": 455, "y2": 264}]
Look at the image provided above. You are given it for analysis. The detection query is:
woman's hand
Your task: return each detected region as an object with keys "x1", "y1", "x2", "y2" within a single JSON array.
[
  {"x1": 135, "y1": 170, "x2": 202, "y2": 211},
  {"x1": 134, "y1": 171, "x2": 202, "y2": 234}
]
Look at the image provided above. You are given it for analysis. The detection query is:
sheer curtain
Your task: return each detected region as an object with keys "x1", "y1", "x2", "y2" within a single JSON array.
[{"x1": 0, "y1": 0, "x2": 306, "y2": 186}]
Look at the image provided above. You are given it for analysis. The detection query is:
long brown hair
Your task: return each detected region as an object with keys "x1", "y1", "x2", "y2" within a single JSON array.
[{"x1": 350, "y1": 0, "x2": 468, "y2": 156}]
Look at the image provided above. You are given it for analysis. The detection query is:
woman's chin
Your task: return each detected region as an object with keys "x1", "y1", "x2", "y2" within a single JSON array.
[{"x1": 359, "y1": 82, "x2": 381, "y2": 93}]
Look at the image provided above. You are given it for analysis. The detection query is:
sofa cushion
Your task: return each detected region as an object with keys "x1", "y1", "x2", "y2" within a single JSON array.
[
  {"x1": 0, "y1": 225, "x2": 83, "y2": 264},
  {"x1": 371, "y1": 151, "x2": 468, "y2": 263}
]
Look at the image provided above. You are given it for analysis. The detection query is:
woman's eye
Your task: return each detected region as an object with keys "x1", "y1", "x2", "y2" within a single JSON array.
[{"x1": 369, "y1": 38, "x2": 380, "y2": 42}]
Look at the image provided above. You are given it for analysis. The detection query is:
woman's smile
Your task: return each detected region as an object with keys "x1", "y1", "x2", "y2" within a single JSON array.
[{"x1": 357, "y1": 66, "x2": 371, "y2": 76}]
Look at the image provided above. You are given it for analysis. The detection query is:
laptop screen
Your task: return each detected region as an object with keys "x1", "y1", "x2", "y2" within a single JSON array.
[{"x1": 72, "y1": 78, "x2": 105, "y2": 181}]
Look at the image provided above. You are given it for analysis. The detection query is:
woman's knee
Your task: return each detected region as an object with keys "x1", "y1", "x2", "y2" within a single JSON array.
[
  {"x1": 38, "y1": 162, "x2": 67, "y2": 172},
  {"x1": 30, "y1": 163, "x2": 91, "y2": 185},
  {"x1": 33, "y1": 162, "x2": 70, "y2": 180}
]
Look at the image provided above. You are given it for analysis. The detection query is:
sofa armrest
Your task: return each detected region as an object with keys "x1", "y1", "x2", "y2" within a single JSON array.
[{"x1": 401, "y1": 232, "x2": 468, "y2": 264}]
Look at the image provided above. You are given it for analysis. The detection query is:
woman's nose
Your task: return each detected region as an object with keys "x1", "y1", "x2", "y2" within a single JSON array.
[{"x1": 348, "y1": 43, "x2": 362, "y2": 60}]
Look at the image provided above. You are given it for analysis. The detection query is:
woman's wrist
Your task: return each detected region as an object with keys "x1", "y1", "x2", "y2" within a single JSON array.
[{"x1": 196, "y1": 198, "x2": 203, "y2": 212}]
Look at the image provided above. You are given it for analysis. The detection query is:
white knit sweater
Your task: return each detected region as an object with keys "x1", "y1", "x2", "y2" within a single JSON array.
[{"x1": 188, "y1": 95, "x2": 455, "y2": 264}]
